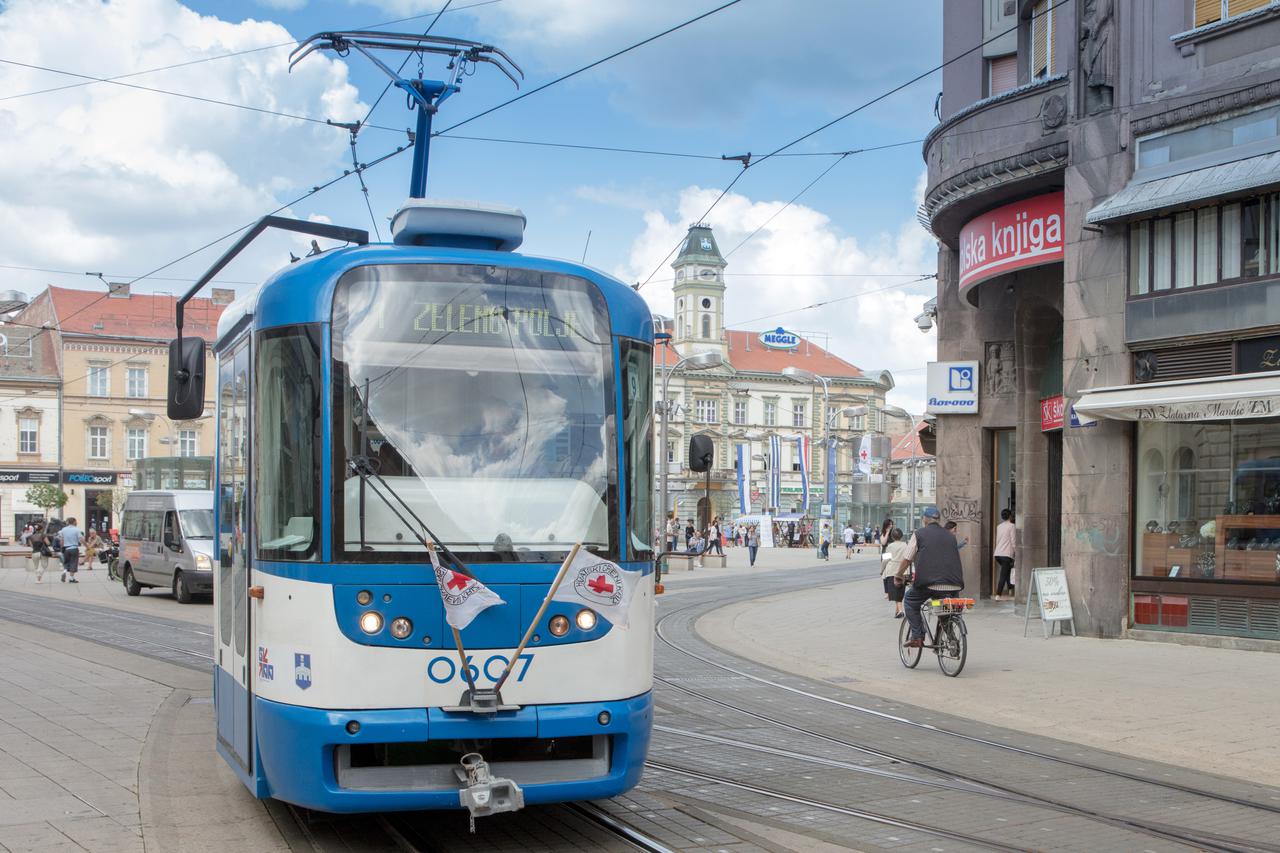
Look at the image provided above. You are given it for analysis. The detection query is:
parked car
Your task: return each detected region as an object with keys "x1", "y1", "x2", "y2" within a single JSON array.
[{"x1": 118, "y1": 490, "x2": 215, "y2": 603}]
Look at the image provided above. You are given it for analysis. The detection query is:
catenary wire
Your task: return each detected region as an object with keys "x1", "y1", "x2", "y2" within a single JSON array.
[
  {"x1": 722, "y1": 152, "x2": 850, "y2": 259},
  {"x1": 0, "y1": 0, "x2": 505, "y2": 105},
  {"x1": 636, "y1": 0, "x2": 1075, "y2": 291}
]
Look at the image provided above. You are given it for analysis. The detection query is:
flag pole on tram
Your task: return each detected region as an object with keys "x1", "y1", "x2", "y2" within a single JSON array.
[{"x1": 494, "y1": 542, "x2": 581, "y2": 693}]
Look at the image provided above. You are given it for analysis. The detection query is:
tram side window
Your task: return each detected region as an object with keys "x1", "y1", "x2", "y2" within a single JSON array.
[
  {"x1": 256, "y1": 326, "x2": 322, "y2": 561},
  {"x1": 620, "y1": 340, "x2": 654, "y2": 559}
]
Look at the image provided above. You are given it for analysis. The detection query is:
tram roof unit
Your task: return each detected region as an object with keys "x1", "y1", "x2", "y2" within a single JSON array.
[{"x1": 215, "y1": 205, "x2": 653, "y2": 351}]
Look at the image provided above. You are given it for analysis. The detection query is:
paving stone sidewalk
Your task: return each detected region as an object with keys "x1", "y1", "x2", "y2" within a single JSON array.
[
  {"x1": 693, "y1": 567, "x2": 1280, "y2": 788},
  {"x1": 0, "y1": 619, "x2": 284, "y2": 852}
]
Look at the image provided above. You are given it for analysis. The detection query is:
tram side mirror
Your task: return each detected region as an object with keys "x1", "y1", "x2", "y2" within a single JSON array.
[{"x1": 167, "y1": 336, "x2": 207, "y2": 420}]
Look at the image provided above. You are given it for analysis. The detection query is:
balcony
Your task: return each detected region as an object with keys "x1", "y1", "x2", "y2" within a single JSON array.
[{"x1": 920, "y1": 74, "x2": 1070, "y2": 246}]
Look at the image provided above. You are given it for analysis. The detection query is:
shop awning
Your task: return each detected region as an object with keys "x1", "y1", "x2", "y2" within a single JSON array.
[
  {"x1": 1074, "y1": 371, "x2": 1280, "y2": 422},
  {"x1": 1086, "y1": 150, "x2": 1280, "y2": 224}
]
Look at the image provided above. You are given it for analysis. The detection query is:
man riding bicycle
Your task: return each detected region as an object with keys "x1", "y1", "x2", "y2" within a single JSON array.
[{"x1": 898, "y1": 506, "x2": 964, "y2": 648}]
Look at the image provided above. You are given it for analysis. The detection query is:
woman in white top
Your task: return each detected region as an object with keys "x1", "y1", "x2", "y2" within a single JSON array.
[{"x1": 880, "y1": 527, "x2": 908, "y2": 618}]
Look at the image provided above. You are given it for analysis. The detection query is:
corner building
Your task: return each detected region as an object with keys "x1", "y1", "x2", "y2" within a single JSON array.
[{"x1": 923, "y1": 1, "x2": 1280, "y2": 639}]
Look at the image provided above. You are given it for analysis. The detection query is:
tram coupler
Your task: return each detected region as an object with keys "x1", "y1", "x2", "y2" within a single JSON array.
[
  {"x1": 443, "y1": 687, "x2": 519, "y2": 715},
  {"x1": 456, "y1": 752, "x2": 524, "y2": 829}
]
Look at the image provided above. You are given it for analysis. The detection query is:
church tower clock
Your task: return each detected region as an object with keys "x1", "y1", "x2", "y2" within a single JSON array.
[{"x1": 671, "y1": 222, "x2": 728, "y2": 358}]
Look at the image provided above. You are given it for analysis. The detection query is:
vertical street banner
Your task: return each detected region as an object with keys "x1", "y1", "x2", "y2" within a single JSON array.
[
  {"x1": 794, "y1": 434, "x2": 810, "y2": 511},
  {"x1": 857, "y1": 434, "x2": 873, "y2": 476},
  {"x1": 825, "y1": 436, "x2": 838, "y2": 515},
  {"x1": 735, "y1": 442, "x2": 749, "y2": 515},
  {"x1": 768, "y1": 434, "x2": 781, "y2": 511}
]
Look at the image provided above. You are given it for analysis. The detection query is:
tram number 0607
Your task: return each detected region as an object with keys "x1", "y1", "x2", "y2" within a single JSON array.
[{"x1": 426, "y1": 653, "x2": 534, "y2": 685}]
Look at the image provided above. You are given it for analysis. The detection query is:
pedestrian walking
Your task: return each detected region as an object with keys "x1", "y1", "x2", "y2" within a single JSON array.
[
  {"x1": 819, "y1": 522, "x2": 832, "y2": 560},
  {"x1": 879, "y1": 516, "x2": 894, "y2": 552},
  {"x1": 57, "y1": 517, "x2": 83, "y2": 584},
  {"x1": 709, "y1": 517, "x2": 725, "y2": 556},
  {"x1": 665, "y1": 512, "x2": 679, "y2": 553},
  {"x1": 881, "y1": 527, "x2": 907, "y2": 618},
  {"x1": 29, "y1": 521, "x2": 50, "y2": 582},
  {"x1": 994, "y1": 508, "x2": 1017, "y2": 598},
  {"x1": 746, "y1": 524, "x2": 760, "y2": 567},
  {"x1": 842, "y1": 522, "x2": 855, "y2": 558},
  {"x1": 684, "y1": 518, "x2": 695, "y2": 550}
]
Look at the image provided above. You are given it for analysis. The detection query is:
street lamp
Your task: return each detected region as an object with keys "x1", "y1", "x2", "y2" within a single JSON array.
[
  {"x1": 658, "y1": 347, "x2": 723, "y2": 542},
  {"x1": 883, "y1": 404, "x2": 924, "y2": 530}
]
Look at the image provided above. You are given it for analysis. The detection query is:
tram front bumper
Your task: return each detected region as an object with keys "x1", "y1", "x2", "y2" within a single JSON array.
[{"x1": 252, "y1": 691, "x2": 652, "y2": 813}]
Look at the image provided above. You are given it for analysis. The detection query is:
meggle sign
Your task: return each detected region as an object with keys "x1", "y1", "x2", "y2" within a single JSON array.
[
  {"x1": 759, "y1": 327, "x2": 801, "y2": 349},
  {"x1": 958, "y1": 191, "x2": 1064, "y2": 297}
]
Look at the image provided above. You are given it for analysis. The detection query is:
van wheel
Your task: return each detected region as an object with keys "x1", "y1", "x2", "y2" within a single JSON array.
[
  {"x1": 123, "y1": 567, "x2": 141, "y2": 597},
  {"x1": 173, "y1": 571, "x2": 193, "y2": 604}
]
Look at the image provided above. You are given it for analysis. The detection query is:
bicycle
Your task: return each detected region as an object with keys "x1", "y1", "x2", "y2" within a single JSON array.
[{"x1": 898, "y1": 591, "x2": 973, "y2": 677}]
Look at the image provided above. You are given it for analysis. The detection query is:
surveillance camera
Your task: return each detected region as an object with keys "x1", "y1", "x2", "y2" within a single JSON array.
[{"x1": 915, "y1": 313, "x2": 934, "y2": 333}]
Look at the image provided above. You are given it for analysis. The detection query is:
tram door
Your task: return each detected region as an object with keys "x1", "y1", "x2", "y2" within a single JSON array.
[{"x1": 215, "y1": 338, "x2": 254, "y2": 773}]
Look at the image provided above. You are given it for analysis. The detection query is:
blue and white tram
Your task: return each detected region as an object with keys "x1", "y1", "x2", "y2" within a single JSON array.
[{"x1": 172, "y1": 201, "x2": 656, "y2": 813}]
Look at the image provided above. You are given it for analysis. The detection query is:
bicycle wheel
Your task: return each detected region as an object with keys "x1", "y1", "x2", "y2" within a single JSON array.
[
  {"x1": 898, "y1": 613, "x2": 921, "y2": 669},
  {"x1": 936, "y1": 616, "x2": 967, "y2": 677}
]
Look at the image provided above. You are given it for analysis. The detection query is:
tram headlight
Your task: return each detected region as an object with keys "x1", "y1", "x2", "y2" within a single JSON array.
[
  {"x1": 195, "y1": 553, "x2": 212, "y2": 571},
  {"x1": 389, "y1": 617, "x2": 413, "y2": 640},
  {"x1": 359, "y1": 611, "x2": 384, "y2": 635},
  {"x1": 549, "y1": 615, "x2": 570, "y2": 637},
  {"x1": 575, "y1": 609, "x2": 598, "y2": 631}
]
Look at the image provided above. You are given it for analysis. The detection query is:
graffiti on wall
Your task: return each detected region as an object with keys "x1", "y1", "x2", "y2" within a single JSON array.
[
  {"x1": 940, "y1": 496, "x2": 982, "y2": 524},
  {"x1": 1068, "y1": 516, "x2": 1125, "y2": 557}
]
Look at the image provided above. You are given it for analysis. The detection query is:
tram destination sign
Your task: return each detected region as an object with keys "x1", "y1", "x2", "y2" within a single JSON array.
[{"x1": 758, "y1": 327, "x2": 801, "y2": 350}]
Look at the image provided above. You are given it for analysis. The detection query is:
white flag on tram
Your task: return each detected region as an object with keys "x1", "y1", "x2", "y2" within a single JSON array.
[
  {"x1": 550, "y1": 548, "x2": 642, "y2": 628},
  {"x1": 428, "y1": 547, "x2": 504, "y2": 631}
]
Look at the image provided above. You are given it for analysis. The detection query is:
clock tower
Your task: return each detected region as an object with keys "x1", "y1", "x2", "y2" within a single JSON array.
[{"x1": 671, "y1": 222, "x2": 728, "y2": 358}]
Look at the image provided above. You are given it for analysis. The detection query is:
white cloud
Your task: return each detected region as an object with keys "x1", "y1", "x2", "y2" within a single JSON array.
[
  {"x1": 0, "y1": 0, "x2": 367, "y2": 295},
  {"x1": 613, "y1": 177, "x2": 938, "y2": 412},
  {"x1": 258, "y1": 0, "x2": 308, "y2": 9}
]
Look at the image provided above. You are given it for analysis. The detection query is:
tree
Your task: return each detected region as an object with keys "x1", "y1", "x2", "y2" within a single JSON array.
[
  {"x1": 25, "y1": 483, "x2": 68, "y2": 518},
  {"x1": 94, "y1": 487, "x2": 129, "y2": 519}
]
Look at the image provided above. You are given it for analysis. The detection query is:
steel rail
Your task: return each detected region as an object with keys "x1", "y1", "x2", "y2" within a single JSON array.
[
  {"x1": 654, "y1": 592, "x2": 1280, "y2": 816},
  {"x1": 0, "y1": 602, "x2": 214, "y2": 664}
]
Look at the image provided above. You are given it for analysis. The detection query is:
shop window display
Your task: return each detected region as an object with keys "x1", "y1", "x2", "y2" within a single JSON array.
[{"x1": 1135, "y1": 420, "x2": 1280, "y2": 583}]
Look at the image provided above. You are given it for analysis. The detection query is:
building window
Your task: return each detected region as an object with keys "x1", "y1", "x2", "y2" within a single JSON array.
[
  {"x1": 666, "y1": 440, "x2": 675, "y2": 463},
  {"x1": 792, "y1": 401, "x2": 806, "y2": 428},
  {"x1": 126, "y1": 428, "x2": 147, "y2": 461},
  {"x1": 1029, "y1": 0, "x2": 1056, "y2": 79},
  {"x1": 695, "y1": 398, "x2": 718, "y2": 424},
  {"x1": 1129, "y1": 191, "x2": 1280, "y2": 297},
  {"x1": 1134, "y1": 419, "x2": 1280, "y2": 584},
  {"x1": 733, "y1": 400, "x2": 747, "y2": 425},
  {"x1": 87, "y1": 363, "x2": 110, "y2": 397},
  {"x1": 987, "y1": 53, "x2": 1017, "y2": 96},
  {"x1": 1195, "y1": 0, "x2": 1274, "y2": 28},
  {"x1": 126, "y1": 366, "x2": 148, "y2": 398},
  {"x1": 826, "y1": 405, "x2": 840, "y2": 429},
  {"x1": 700, "y1": 314, "x2": 711, "y2": 338},
  {"x1": 763, "y1": 401, "x2": 777, "y2": 427},
  {"x1": 18, "y1": 417, "x2": 37, "y2": 454},
  {"x1": 1136, "y1": 102, "x2": 1280, "y2": 173},
  {"x1": 88, "y1": 425, "x2": 109, "y2": 460},
  {"x1": 178, "y1": 429, "x2": 198, "y2": 457}
]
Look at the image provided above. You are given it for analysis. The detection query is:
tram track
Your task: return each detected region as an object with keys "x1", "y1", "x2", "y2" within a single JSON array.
[{"x1": 653, "y1": 592, "x2": 1280, "y2": 853}]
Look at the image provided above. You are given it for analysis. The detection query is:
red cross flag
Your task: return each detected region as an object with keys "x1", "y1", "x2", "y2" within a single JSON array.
[
  {"x1": 428, "y1": 547, "x2": 504, "y2": 631},
  {"x1": 550, "y1": 548, "x2": 642, "y2": 628}
]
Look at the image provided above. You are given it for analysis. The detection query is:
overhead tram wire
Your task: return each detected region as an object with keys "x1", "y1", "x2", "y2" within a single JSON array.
[
  {"x1": 724, "y1": 273, "x2": 936, "y2": 331},
  {"x1": 635, "y1": 0, "x2": 1074, "y2": 291},
  {"x1": 722, "y1": 152, "x2": 850, "y2": 260},
  {"x1": 0, "y1": 0, "x2": 506, "y2": 105},
  {"x1": 0, "y1": 0, "x2": 748, "y2": 370}
]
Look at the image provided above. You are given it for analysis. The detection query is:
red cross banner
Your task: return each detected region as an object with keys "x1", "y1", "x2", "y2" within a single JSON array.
[
  {"x1": 549, "y1": 548, "x2": 642, "y2": 628},
  {"x1": 428, "y1": 547, "x2": 505, "y2": 631}
]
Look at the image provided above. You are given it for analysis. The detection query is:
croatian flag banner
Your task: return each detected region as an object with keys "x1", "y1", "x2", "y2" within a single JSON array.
[
  {"x1": 795, "y1": 434, "x2": 810, "y2": 510},
  {"x1": 428, "y1": 547, "x2": 505, "y2": 631},
  {"x1": 736, "y1": 442, "x2": 749, "y2": 515},
  {"x1": 768, "y1": 434, "x2": 782, "y2": 511},
  {"x1": 550, "y1": 548, "x2": 642, "y2": 628}
]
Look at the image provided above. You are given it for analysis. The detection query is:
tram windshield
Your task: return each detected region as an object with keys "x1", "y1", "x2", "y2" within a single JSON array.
[{"x1": 332, "y1": 264, "x2": 615, "y2": 562}]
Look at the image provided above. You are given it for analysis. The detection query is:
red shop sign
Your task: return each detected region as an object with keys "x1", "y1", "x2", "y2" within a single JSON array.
[
  {"x1": 958, "y1": 191, "x2": 1064, "y2": 296},
  {"x1": 1041, "y1": 395, "x2": 1065, "y2": 431}
]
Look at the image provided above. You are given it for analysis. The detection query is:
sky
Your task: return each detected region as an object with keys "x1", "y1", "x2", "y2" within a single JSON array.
[{"x1": 0, "y1": 0, "x2": 943, "y2": 410}]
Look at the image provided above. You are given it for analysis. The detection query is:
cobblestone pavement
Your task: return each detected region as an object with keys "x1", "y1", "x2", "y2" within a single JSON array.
[{"x1": 1, "y1": 552, "x2": 1278, "y2": 851}]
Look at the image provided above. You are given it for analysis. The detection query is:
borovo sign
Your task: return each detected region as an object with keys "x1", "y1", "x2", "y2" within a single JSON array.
[{"x1": 958, "y1": 191, "x2": 1064, "y2": 299}]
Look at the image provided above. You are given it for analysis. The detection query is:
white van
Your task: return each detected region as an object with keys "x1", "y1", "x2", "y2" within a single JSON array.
[{"x1": 119, "y1": 490, "x2": 215, "y2": 603}]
